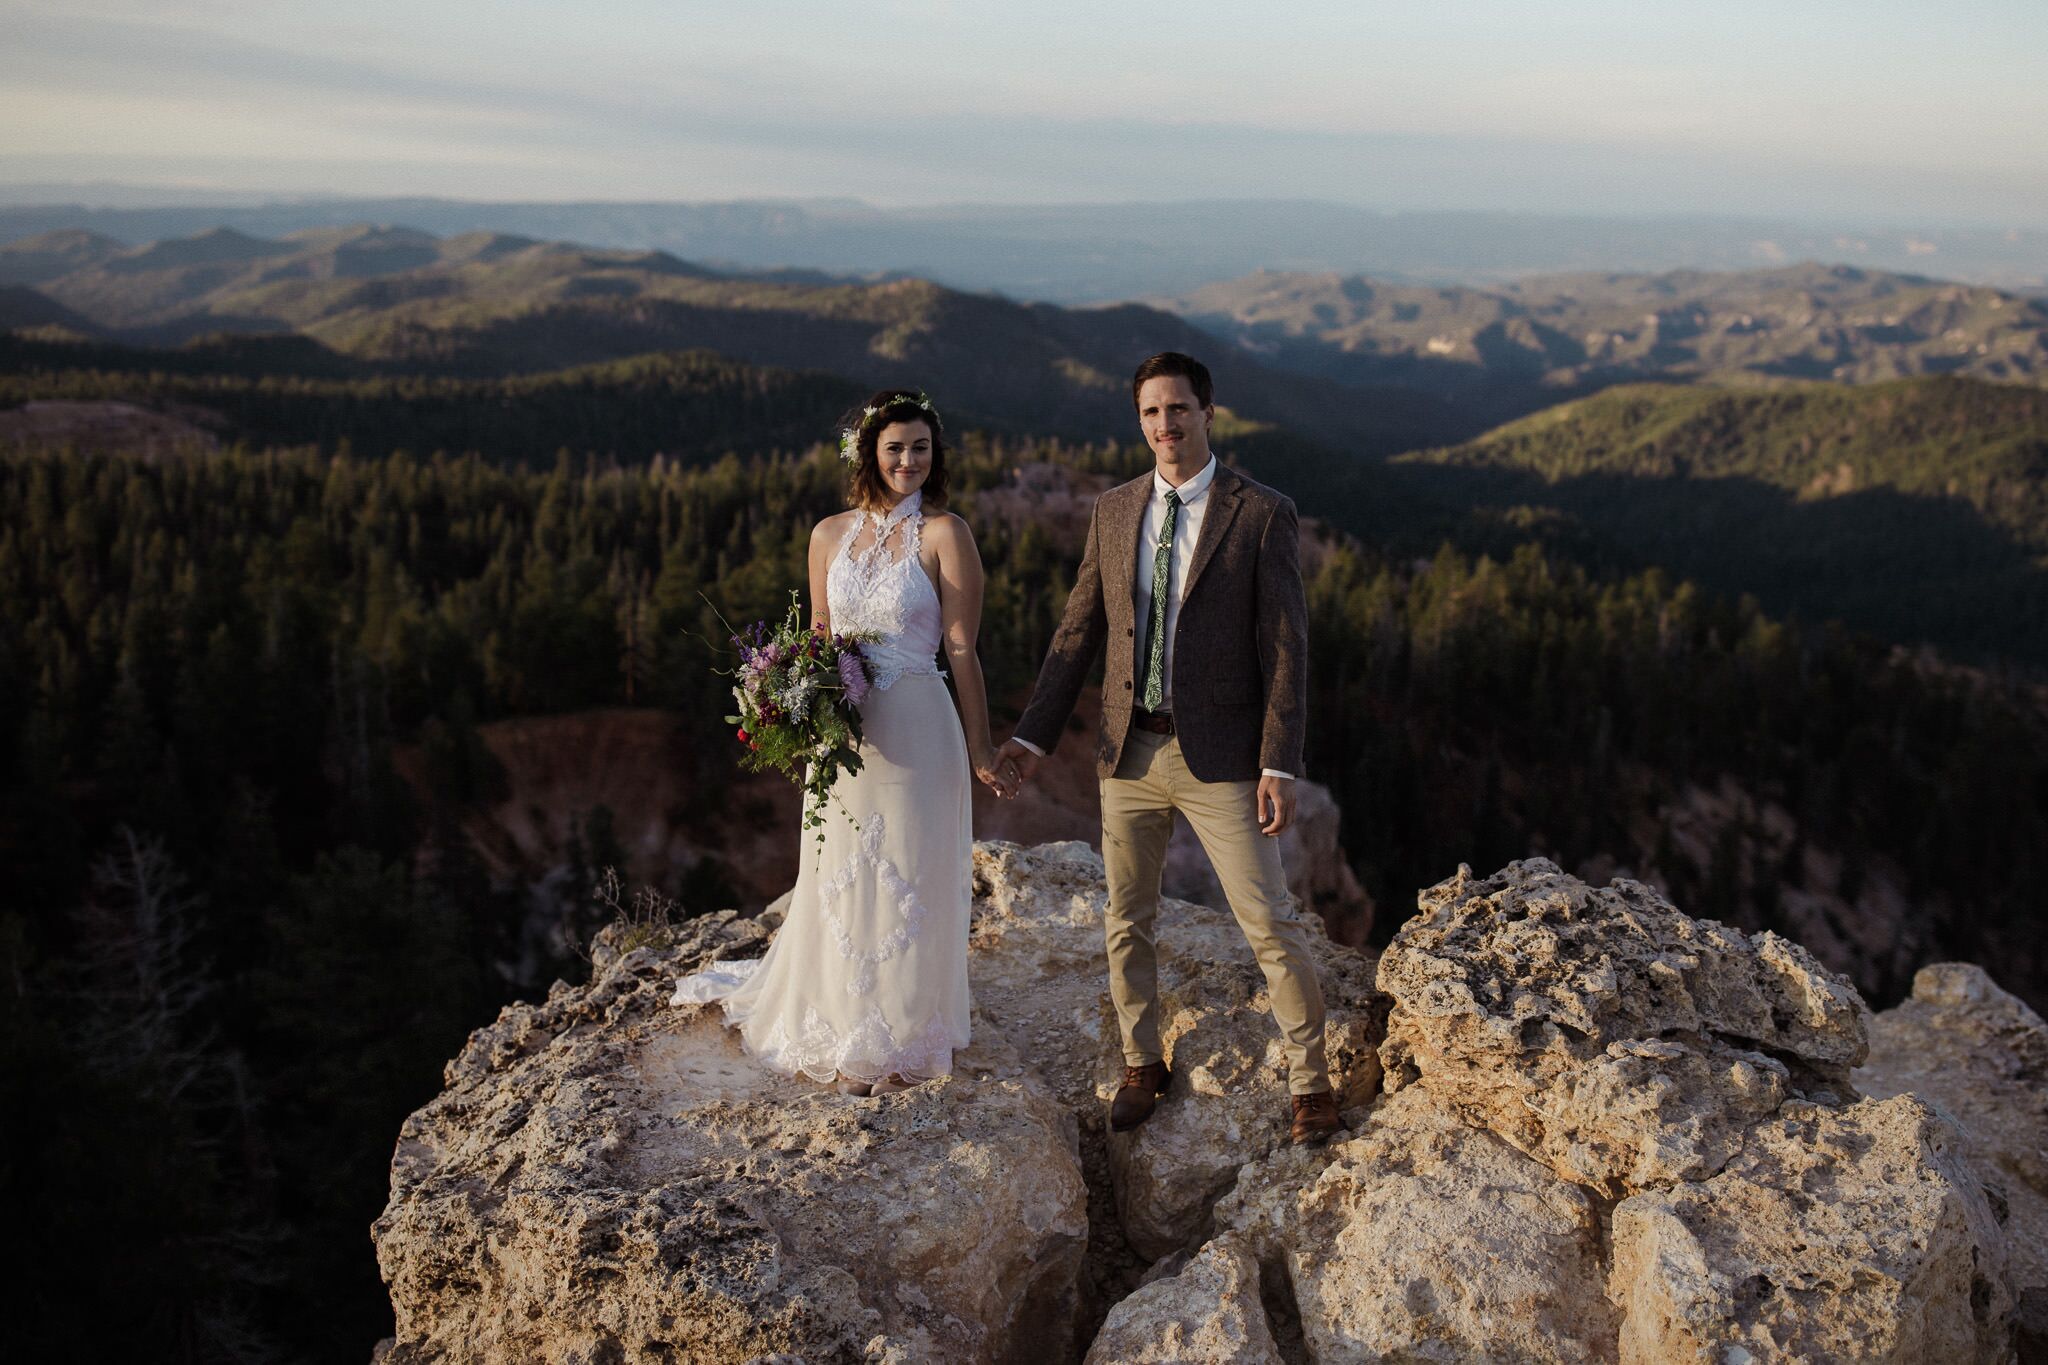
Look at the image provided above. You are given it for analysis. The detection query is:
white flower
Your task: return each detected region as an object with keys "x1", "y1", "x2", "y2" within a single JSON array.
[{"x1": 776, "y1": 675, "x2": 817, "y2": 722}]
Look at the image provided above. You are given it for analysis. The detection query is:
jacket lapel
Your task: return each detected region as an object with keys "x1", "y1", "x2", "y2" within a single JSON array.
[
  {"x1": 1101, "y1": 476, "x2": 1147, "y2": 617},
  {"x1": 1182, "y1": 462, "x2": 1242, "y2": 599}
]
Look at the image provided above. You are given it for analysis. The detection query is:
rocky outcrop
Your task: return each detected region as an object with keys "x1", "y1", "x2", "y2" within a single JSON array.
[
  {"x1": 373, "y1": 908, "x2": 1087, "y2": 1364},
  {"x1": 1376, "y1": 858, "x2": 1867, "y2": 1197},
  {"x1": 1218, "y1": 1086, "x2": 1618, "y2": 1362},
  {"x1": 1082, "y1": 1234, "x2": 1280, "y2": 1365},
  {"x1": 377, "y1": 849, "x2": 2035, "y2": 1363},
  {"x1": 1859, "y1": 962, "x2": 2048, "y2": 1348},
  {"x1": 966, "y1": 841, "x2": 1380, "y2": 1316},
  {"x1": 1098, "y1": 925, "x2": 1382, "y2": 1261},
  {"x1": 1609, "y1": 1096, "x2": 2012, "y2": 1364},
  {"x1": 1180, "y1": 859, "x2": 2019, "y2": 1364}
]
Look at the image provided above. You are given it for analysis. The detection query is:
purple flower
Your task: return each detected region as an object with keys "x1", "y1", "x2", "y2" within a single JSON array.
[{"x1": 837, "y1": 649, "x2": 870, "y2": 706}]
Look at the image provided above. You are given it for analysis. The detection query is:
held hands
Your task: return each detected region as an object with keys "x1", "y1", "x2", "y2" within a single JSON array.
[
  {"x1": 1257, "y1": 774, "x2": 1297, "y2": 837},
  {"x1": 987, "y1": 737, "x2": 1043, "y2": 800},
  {"x1": 974, "y1": 746, "x2": 1023, "y2": 800}
]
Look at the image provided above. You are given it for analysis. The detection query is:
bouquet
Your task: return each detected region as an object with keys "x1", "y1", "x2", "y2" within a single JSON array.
[{"x1": 720, "y1": 591, "x2": 875, "y2": 838}]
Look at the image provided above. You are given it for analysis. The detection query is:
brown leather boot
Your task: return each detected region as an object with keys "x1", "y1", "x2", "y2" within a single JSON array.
[
  {"x1": 1289, "y1": 1090, "x2": 1342, "y2": 1145},
  {"x1": 1109, "y1": 1062, "x2": 1172, "y2": 1132}
]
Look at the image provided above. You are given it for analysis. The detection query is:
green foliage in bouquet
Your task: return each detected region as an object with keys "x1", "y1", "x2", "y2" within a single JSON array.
[{"x1": 717, "y1": 592, "x2": 875, "y2": 839}]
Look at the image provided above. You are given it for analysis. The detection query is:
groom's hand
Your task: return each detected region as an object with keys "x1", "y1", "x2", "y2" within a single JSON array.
[
  {"x1": 994, "y1": 737, "x2": 1042, "y2": 796},
  {"x1": 1257, "y1": 775, "x2": 1296, "y2": 836}
]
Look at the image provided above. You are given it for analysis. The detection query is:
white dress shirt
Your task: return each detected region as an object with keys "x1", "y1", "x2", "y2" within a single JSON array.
[{"x1": 1015, "y1": 455, "x2": 1292, "y2": 781}]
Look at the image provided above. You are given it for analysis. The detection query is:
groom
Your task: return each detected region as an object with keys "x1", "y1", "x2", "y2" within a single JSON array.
[{"x1": 996, "y1": 351, "x2": 1338, "y2": 1145}]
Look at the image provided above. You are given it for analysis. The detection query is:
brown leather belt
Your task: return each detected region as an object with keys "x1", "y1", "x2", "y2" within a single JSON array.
[{"x1": 1131, "y1": 707, "x2": 1175, "y2": 735}]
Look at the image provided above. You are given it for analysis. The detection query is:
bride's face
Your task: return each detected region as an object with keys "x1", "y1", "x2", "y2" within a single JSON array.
[{"x1": 874, "y1": 420, "x2": 933, "y2": 502}]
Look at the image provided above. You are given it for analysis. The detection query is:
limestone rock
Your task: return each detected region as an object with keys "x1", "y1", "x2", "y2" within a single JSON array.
[
  {"x1": 972, "y1": 840, "x2": 1382, "y2": 1292},
  {"x1": 1103, "y1": 943, "x2": 1384, "y2": 1260},
  {"x1": 1215, "y1": 1086, "x2": 1619, "y2": 1364},
  {"x1": 968, "y1": 840, "x2": 1156, "y2": 1320},
  {"x1": 374, "y1": 918, "x2": 1088, "y2": 1364},
  {"x1": 1082, "y1": 1233, "x2": 1281, "y2": 1365},
  {"x1": 585, "y1": 905, "x2": 770, "y2": 979},
  {"x1": 1377, "y1": 858, "x2": 1868, "y2": 1195},
  {"x1": 382, "y1": 845, "x2": 2040, "y2": 1364},
  {"x1": 1608, "y1": 1096, "x2": 2015, "y2": 1363},
  {"x1": 1859, "y1": 962, "x2": 2048, "y2": 1343},
  {"x1": 970, "y1": 840, "x2": 1125, "y2": 1114}
]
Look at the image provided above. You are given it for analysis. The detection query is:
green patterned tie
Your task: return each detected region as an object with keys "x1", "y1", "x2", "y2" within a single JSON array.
[{"x1": 1141, "y1": 489, "x2": 1180, "y2": 711}]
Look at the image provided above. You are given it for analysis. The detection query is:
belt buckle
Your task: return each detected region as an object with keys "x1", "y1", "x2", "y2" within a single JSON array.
[{"x1": 1136, "y1": 707, "x2": 1174, "y2": 736}]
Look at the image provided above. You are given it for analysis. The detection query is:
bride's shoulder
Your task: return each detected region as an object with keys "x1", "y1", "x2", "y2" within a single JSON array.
[
  {"x1": 923, "y1": 509, "x2": 978, "y2": 546},
  {"x1": 811, "y1": 509, "x2": 859, "y2": 539}
]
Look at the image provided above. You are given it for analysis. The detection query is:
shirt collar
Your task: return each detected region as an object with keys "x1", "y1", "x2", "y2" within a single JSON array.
[{"x1": 1153, "y1": 455, "x2": 1217, "y2": 506}]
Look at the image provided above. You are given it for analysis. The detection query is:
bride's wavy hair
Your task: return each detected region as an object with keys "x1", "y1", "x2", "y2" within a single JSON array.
[{"x1": 844, "y1": 388, "x2": 950, "y2": 512}]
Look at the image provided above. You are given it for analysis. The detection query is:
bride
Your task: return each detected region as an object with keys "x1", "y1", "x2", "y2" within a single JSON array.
[{"x1": 671, "y1": 389, "x2": 1013, "y2": 1095}]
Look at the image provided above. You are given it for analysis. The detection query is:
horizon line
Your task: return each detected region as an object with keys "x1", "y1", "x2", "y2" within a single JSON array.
[{"x1": 2, "y1": 183, "x2": 2045, "y2": 234}]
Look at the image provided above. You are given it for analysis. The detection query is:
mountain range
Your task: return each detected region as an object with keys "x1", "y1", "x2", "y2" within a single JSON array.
[
  {"x1": 1163, "y1": 264, "x2": 2048, "y2": 431},
  {"x1": 0, "y1": 193, "x2": 2042, "y2": 302},
  {"x1": 14, "y1": 224, "x2": 2048, "y2": 454},
  {"x1": 0, "y1": 224, "x2": 1444, "y2": 451}
]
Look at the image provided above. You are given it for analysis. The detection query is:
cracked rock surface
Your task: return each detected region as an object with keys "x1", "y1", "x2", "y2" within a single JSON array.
[
  {"x1": 1376, "y1": 858, "x2": 1869, "y2": 1197},
  {"x1": 374, "y1": 908, "x2": 1087, "y2": 1364},
  {"x1": 1859, "y1": 961, "x2": 2048, "y2": 1352},
  {"x1": 376, "y1": 851, "x2": 2035, "y2": 1364},
  {"x1": 1608, "y1": 1096, "x2": 2014, "y2": 1363}
]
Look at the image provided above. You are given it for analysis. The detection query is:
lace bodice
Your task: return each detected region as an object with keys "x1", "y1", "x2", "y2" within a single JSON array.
[{"x1": 827, "y1": 492, "x2": 944, "y2": 692}]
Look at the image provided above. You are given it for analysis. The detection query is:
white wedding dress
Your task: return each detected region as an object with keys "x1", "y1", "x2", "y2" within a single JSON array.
[{"x1": 670, "y1": 491, "x2": 973, "y2": 1082}]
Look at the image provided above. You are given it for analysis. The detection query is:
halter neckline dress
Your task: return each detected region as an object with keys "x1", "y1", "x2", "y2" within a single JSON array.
[{"x1": 672, "y1": 491, "x2": 973, "y2": 1082}]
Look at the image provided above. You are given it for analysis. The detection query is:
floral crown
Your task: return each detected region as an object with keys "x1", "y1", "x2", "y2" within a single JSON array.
[{"x1": 838, "y1": 391, "x2": 940, "y2": 464}]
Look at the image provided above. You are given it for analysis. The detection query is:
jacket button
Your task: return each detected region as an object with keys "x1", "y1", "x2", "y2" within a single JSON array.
[
  {"x1": 1126, "y1": 627, "x2": 1134, "y2": 637},
  {"x1": 1123, "y1": 681, "x2": 1132, "y2": 690}
]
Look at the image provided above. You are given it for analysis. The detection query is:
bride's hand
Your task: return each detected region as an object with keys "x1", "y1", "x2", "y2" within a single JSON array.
[{"x1": 974, "y1": 749, "x2": 1019, "y2": 800}]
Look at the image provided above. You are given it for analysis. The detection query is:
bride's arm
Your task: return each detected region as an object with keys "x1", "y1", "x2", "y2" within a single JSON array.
[
  {"x1": 808, "y1": 514, "x2": 837, "y2": 631},
  {"x1": 931, "y1": 514, "x2": 1002, "y2": 786}
]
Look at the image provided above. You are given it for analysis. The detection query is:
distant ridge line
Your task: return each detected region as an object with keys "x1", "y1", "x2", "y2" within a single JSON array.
[{"x1": 0, "y1": 193, "x2": 2041, "y2": 302}]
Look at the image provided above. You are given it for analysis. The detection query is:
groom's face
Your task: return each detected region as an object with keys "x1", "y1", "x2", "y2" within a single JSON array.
[{"x1": 1135, "y1": 375, "x2": 1213, "y2": 471}]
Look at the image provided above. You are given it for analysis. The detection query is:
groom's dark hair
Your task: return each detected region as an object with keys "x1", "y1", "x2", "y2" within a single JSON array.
[{"x1": 1131, "y1": 351, "x2": 1214, "y2": 411}]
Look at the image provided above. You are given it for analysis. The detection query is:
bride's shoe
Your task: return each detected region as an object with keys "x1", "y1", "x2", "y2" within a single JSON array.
[
  {"x1": 831, "y1": 1074, "x2": 873, "y2": 1097},
  {"x1": 869, "y1": 1073, "x2": 917, "y2": 1095}
]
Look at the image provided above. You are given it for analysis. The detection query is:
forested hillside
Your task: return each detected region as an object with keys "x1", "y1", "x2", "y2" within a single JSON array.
[
  {"x1": 0, "y1": 333, "x2": 863, "y2": 464},
  {"x1": 1388, "y1": 376, "x2": 2048, "y2": 663}
]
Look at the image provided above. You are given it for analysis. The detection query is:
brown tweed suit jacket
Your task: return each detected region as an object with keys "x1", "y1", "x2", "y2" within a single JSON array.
[{"x1": 1015, "y1": 461, "x2": 1308, "y2": 783}]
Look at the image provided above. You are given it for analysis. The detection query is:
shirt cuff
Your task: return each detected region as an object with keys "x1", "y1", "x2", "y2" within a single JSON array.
[
  {"x1": 1012, "y1": 736, "x2": 1046, "y2": 758},
  {"x1": 1261, "y1": 768, "x2": 1294, "y2": 780}
]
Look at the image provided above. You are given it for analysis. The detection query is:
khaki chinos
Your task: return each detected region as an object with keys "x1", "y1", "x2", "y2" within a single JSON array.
[{"x1": 1099, "y1": 728, "x2": 1330, "y2": 1095}]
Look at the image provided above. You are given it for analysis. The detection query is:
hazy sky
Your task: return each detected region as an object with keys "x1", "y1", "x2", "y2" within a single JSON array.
[{"x1": 3, "y1": 0, "x2": 2045, "y2": 223}]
